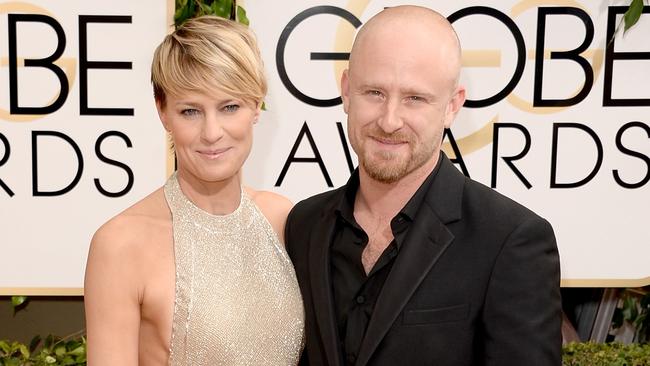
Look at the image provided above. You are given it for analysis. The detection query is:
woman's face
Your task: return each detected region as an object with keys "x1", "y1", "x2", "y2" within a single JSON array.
[{"x1": 157, "y1": 89, "x2": 259, "y2": 184}]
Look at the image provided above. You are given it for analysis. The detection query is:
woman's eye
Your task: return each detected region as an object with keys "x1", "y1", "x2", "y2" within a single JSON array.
[
  {"x1": 223, "y1": 104, "x2": 240, "y2": 113},
  {"x1": 181, "y1": 108, "x2": 200, "y2": 117}
]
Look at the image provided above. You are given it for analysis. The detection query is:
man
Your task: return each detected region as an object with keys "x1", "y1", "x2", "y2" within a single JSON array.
[{"x1": 285, "y1": 5, "x2": 561, "y2": 366}]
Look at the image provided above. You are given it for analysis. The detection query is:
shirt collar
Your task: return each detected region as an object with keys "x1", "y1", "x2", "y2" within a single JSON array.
[
  {"x1": 401, "y1": 153, "x2": 443, "y2": 221},
  {"x1": 335, "y1": 153, "x2": 443, "y2": 225},
  {"x1": 335, "y1": 169, "x2": 360, "y2": 226}
]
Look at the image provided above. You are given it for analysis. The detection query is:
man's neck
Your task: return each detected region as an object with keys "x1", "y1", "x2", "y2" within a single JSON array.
[{"x1": 355, "y1": 152, "x2": 439, "y2": 220}]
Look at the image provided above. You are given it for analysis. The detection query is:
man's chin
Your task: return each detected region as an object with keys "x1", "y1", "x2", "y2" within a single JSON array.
[{"x1": 362, "y1": 160, "x2": 409, "y2": 184}]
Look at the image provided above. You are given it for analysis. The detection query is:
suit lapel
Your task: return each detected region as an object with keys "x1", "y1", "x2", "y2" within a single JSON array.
[
  {"x1": 355, "y1": 206, "x2": 454, "y2": 366},
  {"x1": 355, "y1": 154, "x2": 465, "y2": 366},
  {"x1": 309, "y1": 203, "x2": 343, "y2": 366}
]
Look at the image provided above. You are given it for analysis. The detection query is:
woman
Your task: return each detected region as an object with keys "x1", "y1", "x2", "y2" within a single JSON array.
[{"x1": 84, "y1": 16, "x2": 304, "y2": 365}]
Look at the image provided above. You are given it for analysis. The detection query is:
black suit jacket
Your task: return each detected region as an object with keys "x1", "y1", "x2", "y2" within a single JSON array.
[{"x1": 285, "y1": 155, "x2": 562, "y2": 366}]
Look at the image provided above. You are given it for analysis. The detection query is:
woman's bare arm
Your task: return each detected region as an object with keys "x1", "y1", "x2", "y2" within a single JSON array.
[{"x1": 84, "y1": 217, "x2": 142, "y2": 365}]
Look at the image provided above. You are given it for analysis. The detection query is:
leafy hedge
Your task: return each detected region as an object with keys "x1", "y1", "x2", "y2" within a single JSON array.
[
  {"x1": 0, "y1": 335, "x2": 85, "y2": 366},
  {"x1": 3, "y1": 338, "x2": 650, "y2": 366},
  {"x1": 562, "y1": 342, "x2": 650, "y2": 366}
]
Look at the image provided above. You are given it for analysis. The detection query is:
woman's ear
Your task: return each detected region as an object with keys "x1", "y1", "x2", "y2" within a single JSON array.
[
  {"x1": 156, "y1": 100, "x2": 170, "y2": 131},
  {"x1": 253, "y1": 102, "x2": 262, "y2": 124}
]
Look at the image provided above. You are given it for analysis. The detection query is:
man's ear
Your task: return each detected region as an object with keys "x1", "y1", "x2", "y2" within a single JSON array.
[
  {"x1": 156, "y1": 100, "x2": 170, "y2": 131},
  {"x1": 443, "y1": 85, "x2": 466, "y2": 129},
  {"x1": 341, "y1": 69, "x2": 351, "y2": 114}
]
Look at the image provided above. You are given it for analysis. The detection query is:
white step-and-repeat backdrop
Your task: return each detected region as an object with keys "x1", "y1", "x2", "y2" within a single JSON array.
[{"x1": 0, "y1": 0, "x2": 648, "y2": 294}]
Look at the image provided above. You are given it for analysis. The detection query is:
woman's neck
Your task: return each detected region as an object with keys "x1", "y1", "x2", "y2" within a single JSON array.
[{"x1": 175, "y1": 170, "x2": 242, "y2": 215}]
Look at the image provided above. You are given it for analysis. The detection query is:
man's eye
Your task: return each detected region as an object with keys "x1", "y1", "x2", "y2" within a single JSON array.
[
  {"x1": 367, "y1": 90, "x2": 382, "y2": 97},
  {"x1": 408, "y1": 96, "x2": 423, "y2": 102},
  {"x1": 223, "y1": 104, "x2": 240, "y2": 113}
]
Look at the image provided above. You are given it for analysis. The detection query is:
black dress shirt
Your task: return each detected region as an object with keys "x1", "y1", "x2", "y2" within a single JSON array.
[{"x1": 331, "y1": 156, "x2": 442, "y2": 365}]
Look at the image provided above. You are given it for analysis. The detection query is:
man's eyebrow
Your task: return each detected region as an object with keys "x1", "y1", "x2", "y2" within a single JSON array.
[
  {"x1": 356, "y1": 83, "x2": 382, "y2": 90},
  {"x1": 401, "y1": 89, "x2": 436, "y2": 99}
]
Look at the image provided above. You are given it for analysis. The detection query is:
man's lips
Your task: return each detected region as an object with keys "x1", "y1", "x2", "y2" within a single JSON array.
[{"x1": 370, "y1": 136, "x2": 407, "y2": 145}]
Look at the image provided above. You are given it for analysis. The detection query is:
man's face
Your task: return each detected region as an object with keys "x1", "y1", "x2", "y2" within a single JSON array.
[{"x1": 342, "y1": 25, "x2": 464, "y2": 184}]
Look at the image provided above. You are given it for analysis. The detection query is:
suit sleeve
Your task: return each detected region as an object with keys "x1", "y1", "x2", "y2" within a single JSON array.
[
  {"x1": 482, "y1": 216, "x2": 562, "y2": 366},
  {"x1": 284, "y1": 206, "x2": 295, "y2": 259}
]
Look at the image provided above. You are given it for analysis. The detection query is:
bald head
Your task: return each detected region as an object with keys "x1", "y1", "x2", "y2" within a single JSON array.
[
  {"x1": 349, "y1": 5, "x2": 462, "y2": 88},
  {"x1": 340, "y1": 6, "x2": 466, "y2": 184}
]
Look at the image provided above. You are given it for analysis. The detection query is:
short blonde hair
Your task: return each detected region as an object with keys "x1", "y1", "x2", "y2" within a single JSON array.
[{"x1": 151, "y1": 16, "x2": 267, "y2": 108}]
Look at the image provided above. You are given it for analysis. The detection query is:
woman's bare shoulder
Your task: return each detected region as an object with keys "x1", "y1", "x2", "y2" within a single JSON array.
[
  {"x1": 86, "y1": 187, "x2": 172, "y2": 298},
  {"x1": 245, "y1": 187, "x2": 293, "y2": 244},
  {"x1": 91, "y1": 188, "x2": 170, "y2": 255}
]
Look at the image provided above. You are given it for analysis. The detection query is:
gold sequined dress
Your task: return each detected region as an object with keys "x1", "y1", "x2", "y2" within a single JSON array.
[{"x1": 164, "y1": 174, "x2": 304, "y2": 365}]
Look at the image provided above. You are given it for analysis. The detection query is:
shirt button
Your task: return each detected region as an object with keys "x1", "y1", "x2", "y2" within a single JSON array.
[{"x1": 356, "y1": 295, "x2": 365, "y2": 304}]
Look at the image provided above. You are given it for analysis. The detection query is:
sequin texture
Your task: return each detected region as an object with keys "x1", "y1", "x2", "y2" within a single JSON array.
[{"x1": 164, "y1": 174, "x2": 304, "y2": 365}]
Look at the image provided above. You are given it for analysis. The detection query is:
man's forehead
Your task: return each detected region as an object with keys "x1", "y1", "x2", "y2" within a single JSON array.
[
  {"x1": 360, "y1": 6, "x2": 449, "y2": 35},
  {"x1": 352, "y1": 25, "x2": 456, "y2": 66},
  {"x1": 351, "y1": 73, "x2": 442, "y2": 96},
  {"x1": 350, "y1": 7, "x2": 460, "y2": 68},
  {"x1": 351, "y1": 45, "x2": 453, "y2": 79}
]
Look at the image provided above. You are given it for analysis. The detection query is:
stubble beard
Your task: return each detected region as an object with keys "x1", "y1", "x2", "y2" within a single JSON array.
[{"x1": 357, "y1": 129, "x2": 440, "y2": 184}]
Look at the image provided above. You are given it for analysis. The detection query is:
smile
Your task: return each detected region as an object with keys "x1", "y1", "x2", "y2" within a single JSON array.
[
  {"x1": 197, "y1": 148, "x2": 231, "y2": 159},
  {"x1": 370, "y1": 136, "x2": 407, "y2": 148}
]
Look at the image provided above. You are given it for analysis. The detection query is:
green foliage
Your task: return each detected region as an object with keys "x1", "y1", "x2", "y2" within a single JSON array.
[
  {"x1": 624, "y1": 0, "x2": 646, "y2": 33},
  {"x1": 236, "y1": 5, "x2": 249, "y2": 26},
  {"x1": 612, "y1": 0, "x2": 647, "y2": 43},
  {"x1": 0, "y1": 334, "x2": 86, "y2": 366},
  {"x1": 10, "y1": 297, "x2": 27, "y2": 309},
  {"x1": 10, "y1": 297, "x2": 28, "y2": 315},
  {"x1": 612, "y1": 289, "x2": 650, "y2": 343},
  {"x1": 563, "y1": 342, "x2": 650, "y2": 366},
  {"x1": 4, "y1": 337, "x2": 650, "y2": 365},
  {"x1": 174, "y1": 0, "x2": 248, "y2": 28}
]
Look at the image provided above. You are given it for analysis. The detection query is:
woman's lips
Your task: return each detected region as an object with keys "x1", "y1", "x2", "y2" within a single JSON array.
[{"x1": 197, "y1": 147, "x2": 230, "y2": 159}]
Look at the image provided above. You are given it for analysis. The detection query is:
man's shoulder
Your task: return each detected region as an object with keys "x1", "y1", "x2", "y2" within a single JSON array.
[
  {"x1": 433, "y1": 155, "x2": 545, "y2": 224},
  {"x1": 447, "y1": 177, "x2": 556, "y2": 253},
  {"x1": 291, "y1": 185, "x2": 346, "y2": 217},
  {"x1": 461, "y1": 176, "x2": 545, "y2": 223},
  {"x1": 284, "y1": 186, "x2": 345, "y2": 255}
]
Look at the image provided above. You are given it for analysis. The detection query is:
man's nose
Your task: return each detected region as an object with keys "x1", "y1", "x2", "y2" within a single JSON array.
[{"x1": 376, "y1": 99, "x2": 403, "y2": 134}]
